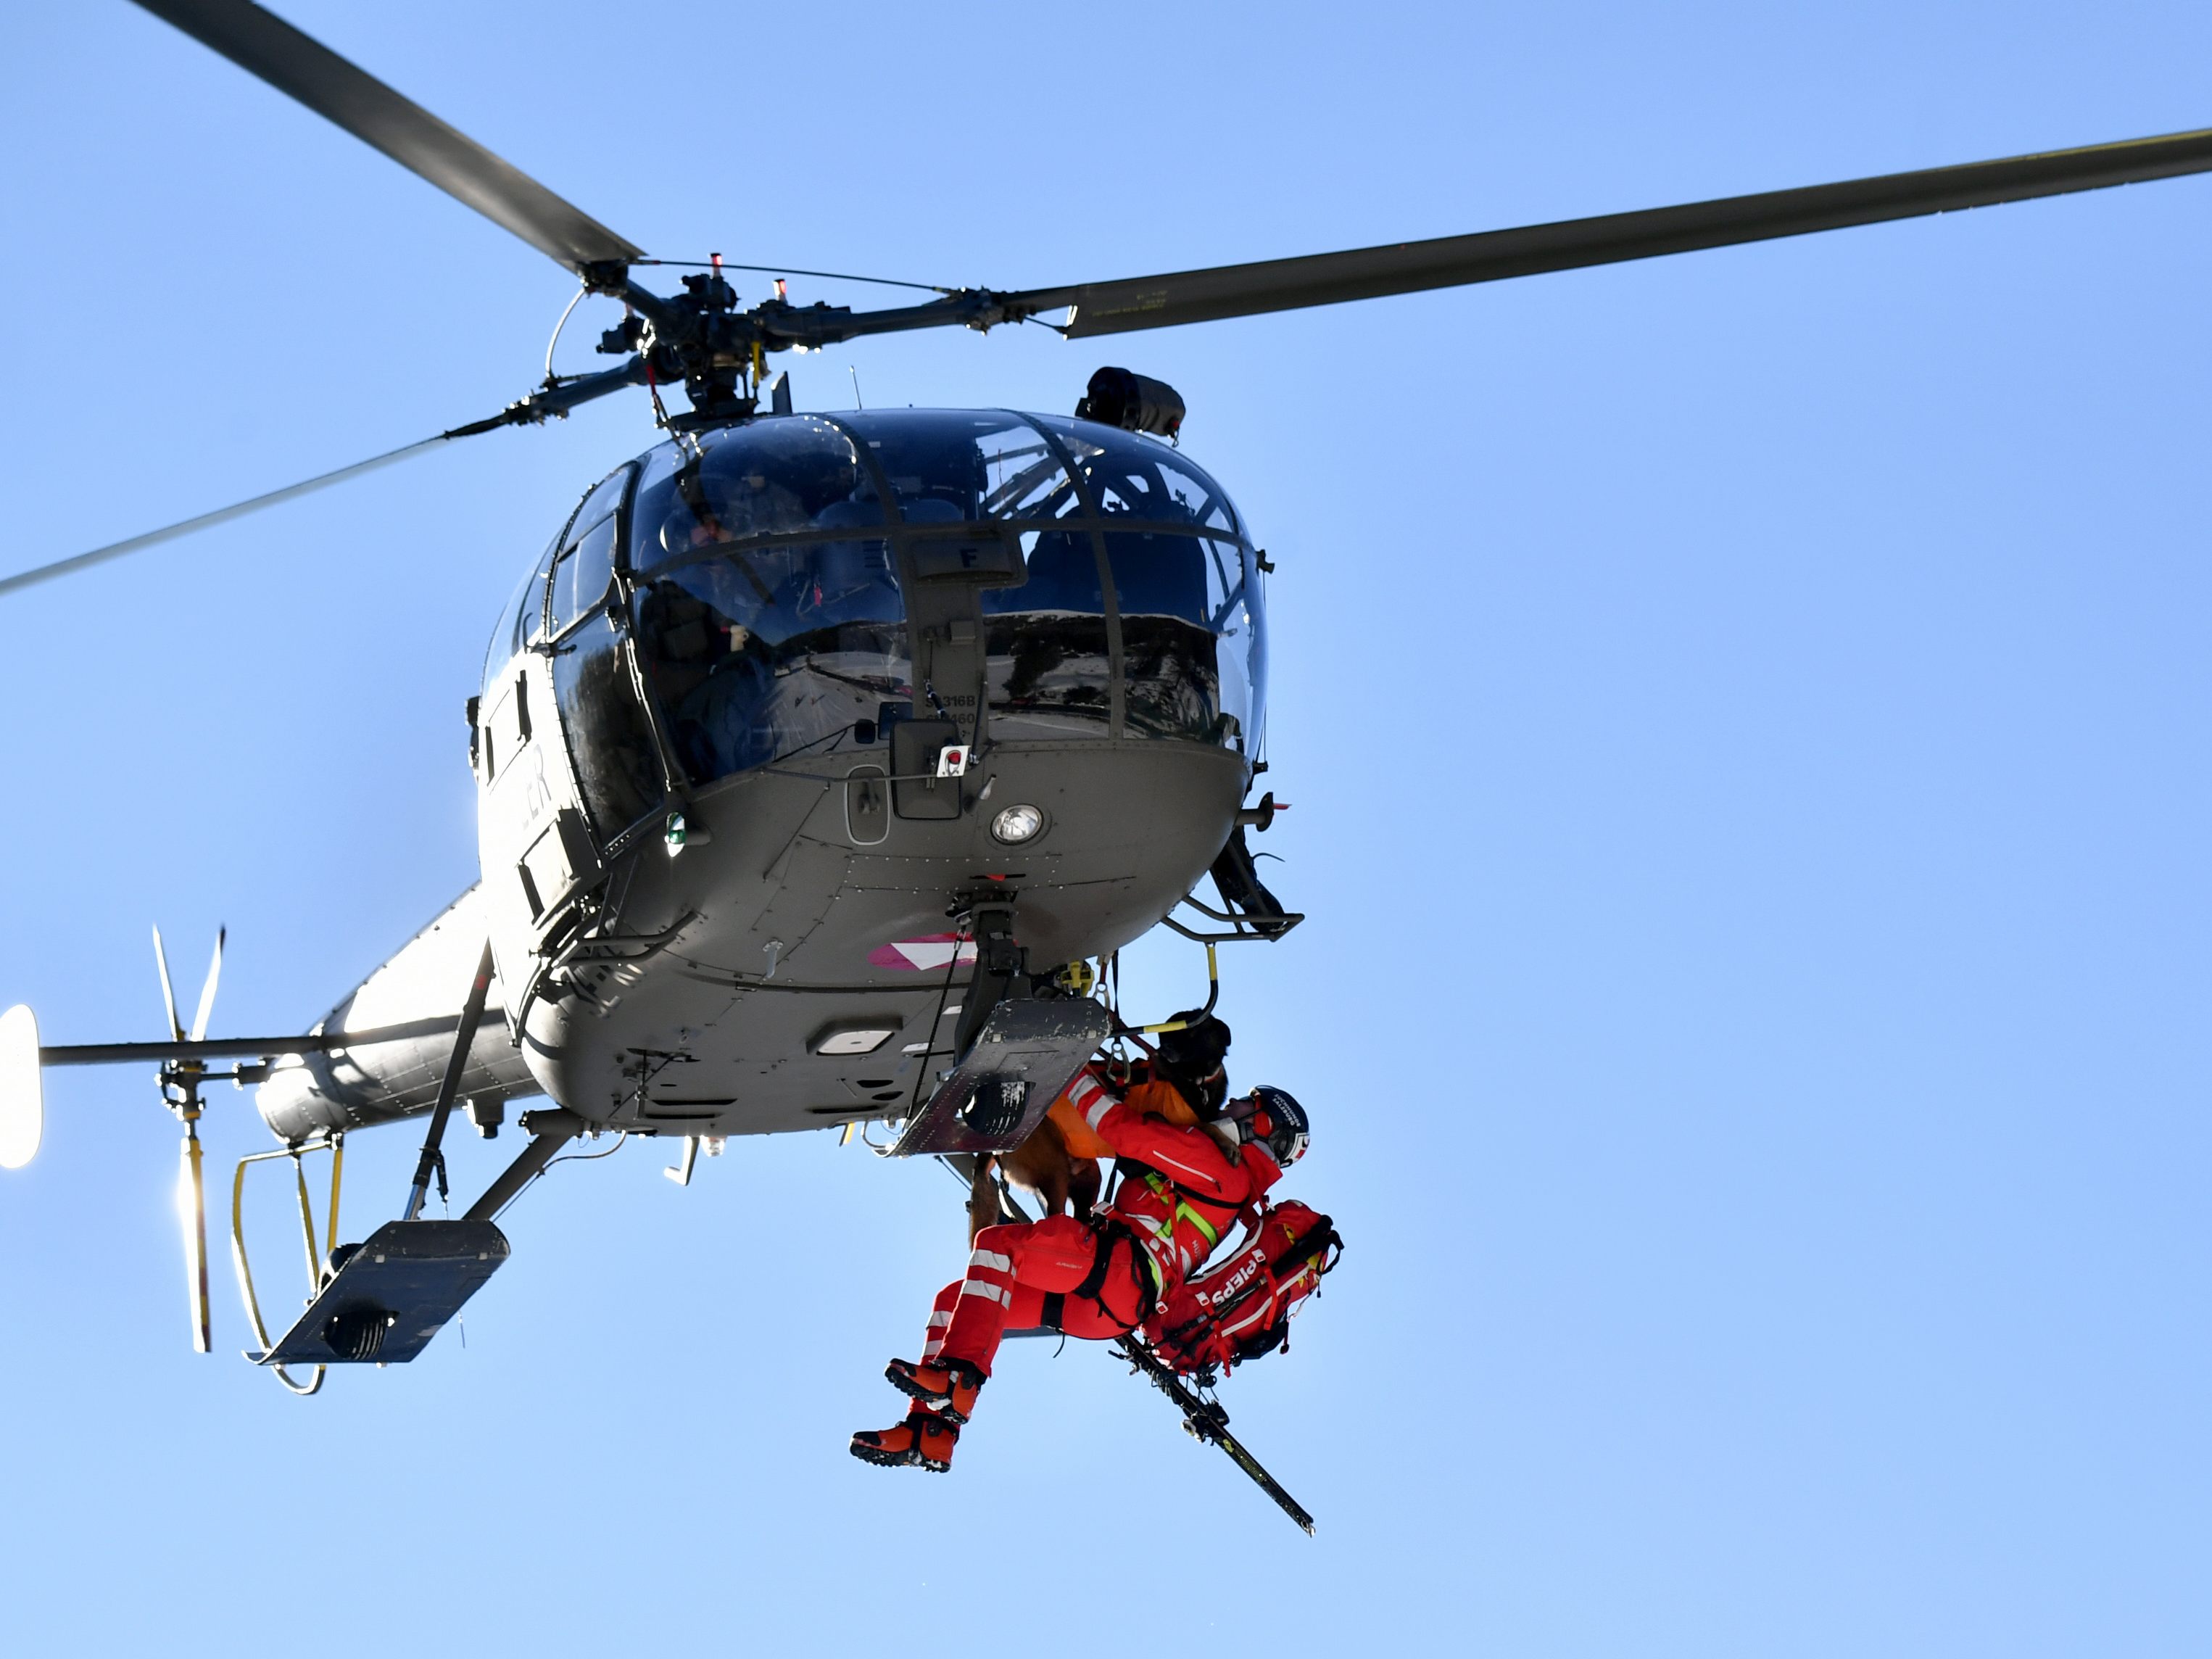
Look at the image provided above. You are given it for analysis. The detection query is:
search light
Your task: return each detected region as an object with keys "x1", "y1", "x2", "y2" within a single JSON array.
[{"x1": 990, "y1": 804, "x2": 1046, "y2": 845}]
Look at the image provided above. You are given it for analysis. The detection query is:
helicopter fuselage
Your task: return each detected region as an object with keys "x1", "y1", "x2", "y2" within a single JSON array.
[{"x1": 257, "y1": 407, "x2": 1268, "y2": 1144}]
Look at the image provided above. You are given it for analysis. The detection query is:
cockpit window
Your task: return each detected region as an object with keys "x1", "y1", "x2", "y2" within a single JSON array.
[
  {"x1": 980, "y1": 529, "x2": 1112, "y2": 739},
  {"x1": 1078, "y1": 426, "x2": 1239, "y2": 533},
  {"x1": 633, "y1": 537, "x2": 907, "y2": 784},
  {"x1": 1104, "y1": 530, "x2": 1210, "y2": 624},
  {"x1": 633, "y1": 419, "x2": 869, "y2": 571},
  {"x1": 1106, "y1": 531, "x2": 1253, "y2": 745},
  {"x1": 981, "y1": 426, "x2": 1085, "y2": 521},
  {"x1": 597, "y1": 409, "x2": 1262, "y2": 771},
  {"x1": 832, "y1": 411, "x2": 1083, "y2": 523}
]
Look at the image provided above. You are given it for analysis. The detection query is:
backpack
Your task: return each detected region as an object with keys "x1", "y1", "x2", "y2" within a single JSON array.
[{"x1": 1146, "y1": 1200, "x2": 1342, "y2": 1376}]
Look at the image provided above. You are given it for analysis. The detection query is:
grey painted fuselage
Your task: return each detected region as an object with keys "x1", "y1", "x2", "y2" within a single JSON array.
[{"x1": 259, "y1": 409, "x2": 1265, "y2": 1147}]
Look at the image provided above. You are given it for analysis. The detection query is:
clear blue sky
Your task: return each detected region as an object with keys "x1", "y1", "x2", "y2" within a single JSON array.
[{"x1": 2, "y1": 3, "x2": 2208, "y2": 1652}]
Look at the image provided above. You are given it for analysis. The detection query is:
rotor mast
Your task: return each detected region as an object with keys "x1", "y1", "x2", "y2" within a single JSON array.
[{"x1": 577, "y1": 262, "x2": 1050, "y2": 427}]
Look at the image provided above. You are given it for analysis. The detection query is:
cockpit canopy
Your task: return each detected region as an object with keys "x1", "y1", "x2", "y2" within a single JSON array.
[{"x1": 485, "y1": 410, "x2": 1265, "y2": 842}]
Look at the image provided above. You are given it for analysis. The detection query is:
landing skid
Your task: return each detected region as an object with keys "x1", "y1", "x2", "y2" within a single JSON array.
[{"x1": 231, "y1": 935, "x2": 589, "y2": 1380}]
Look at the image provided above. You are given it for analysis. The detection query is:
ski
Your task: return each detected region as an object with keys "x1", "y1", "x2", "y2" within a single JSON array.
[{"x1": 1115, "y1": 1334, "x2": 1316, "y2": 1534}]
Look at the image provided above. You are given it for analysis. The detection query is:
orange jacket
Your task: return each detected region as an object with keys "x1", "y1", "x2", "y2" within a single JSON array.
[{"x1": 1047, "y1": 1065, "x2": 1197, "y2": 1159}]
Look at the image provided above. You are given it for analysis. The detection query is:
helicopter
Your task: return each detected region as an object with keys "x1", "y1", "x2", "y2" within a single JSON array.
[{"x1": 2, "y1": 0, "x2": 2209, "y2": 1389}]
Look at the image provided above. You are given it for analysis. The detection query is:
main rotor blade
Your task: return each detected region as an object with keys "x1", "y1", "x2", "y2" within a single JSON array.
[
  {"x1": 0, "y1": 357, "x2": 645, "y2": 599},
  {"x1": 131, "y1": 0, "x2": 642, "y2": 270},
  {"x1": 1003, "y1": 126, "x2": 2212, "y2": 337},
  {"x1": 0, "y1": 435, "x2": 442, "y2": 599}
]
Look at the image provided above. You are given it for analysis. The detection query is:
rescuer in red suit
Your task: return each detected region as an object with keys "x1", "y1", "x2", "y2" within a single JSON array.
[{"x1": 850, "y1": 1071, "x2": 1310, "y2": 1472}]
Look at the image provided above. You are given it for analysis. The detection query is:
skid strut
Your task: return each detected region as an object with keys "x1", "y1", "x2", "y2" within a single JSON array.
[{"x1": 231, "y1": 1137, "x2": 344, "y2": 1394}]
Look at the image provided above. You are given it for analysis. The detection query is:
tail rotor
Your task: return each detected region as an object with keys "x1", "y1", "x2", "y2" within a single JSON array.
[
  {"x1": 152, "y1": 926, "x2": 183, "y2": 1046},
  {"x1": 175, "y1": 1119, "x2": 210, "y2": 1354},
  {"x1": 189, "y1": 930, "x2": 223, "y2": 1049},
  {"x1": 154, "y1": 925, "x2": 224, "y2": 1355}
]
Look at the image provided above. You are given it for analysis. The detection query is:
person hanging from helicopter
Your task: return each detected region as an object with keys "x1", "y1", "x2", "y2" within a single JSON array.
[
  {"x1": 1039, "y1": 1004, "x2": 1234, "y2": 1201},
  {"x1": 850, "y1": 1072, "x2": 1309, "y2": 1473}
]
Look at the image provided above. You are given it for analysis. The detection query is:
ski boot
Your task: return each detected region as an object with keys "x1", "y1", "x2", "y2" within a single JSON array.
[
  {"x1": 885, "y1": 1355, "x2": 984, "y2": 1424},
  {"x1": 849, "y1": 1408, "x2": 958, "y2": 1473}
]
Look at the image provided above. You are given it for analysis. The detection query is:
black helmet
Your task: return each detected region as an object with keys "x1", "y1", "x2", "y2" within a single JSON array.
[{"x1": 1244, "y1": 1085, "x2": 1309, "y2": 1166}]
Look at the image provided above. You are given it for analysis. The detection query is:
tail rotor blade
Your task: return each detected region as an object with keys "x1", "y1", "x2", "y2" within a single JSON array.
[
  {"x1": 152, "y1": 926, "x2": 183, "y2": 1043},
  {"x1": 0, "y1": 1006, "x2": 44, "y2": 1171},
  {"x1": 178, "y1": 1130, "x2": 211, "y2": 1354},
  {"x1": 189, "y1": 927, "x2": 226, "y2": 1044}
]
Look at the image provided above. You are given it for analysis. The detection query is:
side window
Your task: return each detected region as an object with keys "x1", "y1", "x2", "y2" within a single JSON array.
[
  {"x1": 546, "y1": 465, "x2": 633, "y2": 637},
  {"x1": 511, "y1": 524, "x2": 566, "y2": 658},
  {"x1": 515, "y1": 562, "x2": 549, "y2": 655},
  {"x1": 546, "y1": 463, "x2": 654, "y2": 839},
  {"x1": 571, "y1": 464, "x2": 634, "y2": 542},
  {"x1": 552, "y1": 611, "x2": 663, "y2": 837},
  {"x1": 485, "y1": 529, "x2": 563, "y2": 698},
  {"x1": 550, "y1": 514, "x2": 618, "y2": 637}
]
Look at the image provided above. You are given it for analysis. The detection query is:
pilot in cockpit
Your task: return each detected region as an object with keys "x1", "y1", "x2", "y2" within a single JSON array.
[
  {"x1": 668, "y1": 460, "x2": 807, "y2": 553},
  {"x1": 637, "y1": 463, "x2": 902, "y2": 779}
]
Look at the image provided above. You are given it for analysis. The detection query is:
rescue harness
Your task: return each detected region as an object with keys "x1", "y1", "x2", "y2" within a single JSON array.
[{"x1": 1038, "y1": 1215, "x2": 1161, "y2": 1336}]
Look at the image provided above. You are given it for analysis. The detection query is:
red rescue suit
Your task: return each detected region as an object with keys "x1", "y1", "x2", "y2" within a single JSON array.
[{"x1": 927, "y1": 1069, "x2": 1284, "y2": 1379}]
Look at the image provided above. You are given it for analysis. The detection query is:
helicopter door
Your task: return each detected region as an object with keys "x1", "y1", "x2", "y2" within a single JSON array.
[
  {"x1": 495, "y1": 647, "x2": 600, "y2": 939},
  {"x1": 894, "y1": 523, "x2": 1024, "y2": 819},
  {"x1": 545, "y1": 501, "x2": 664, "y2": 854},
  {"x1": 477, "y1": 469, "x2": 636, "y2": 966}
]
